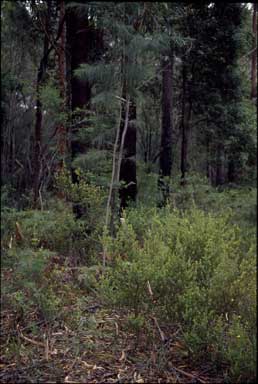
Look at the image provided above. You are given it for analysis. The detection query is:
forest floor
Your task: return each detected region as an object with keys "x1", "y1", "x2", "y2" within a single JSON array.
[{"x1": 1, "y1": 265, "x2": 226, "y2": 384}]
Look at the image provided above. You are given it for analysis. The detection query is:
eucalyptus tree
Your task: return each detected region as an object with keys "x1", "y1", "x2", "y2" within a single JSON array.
[
  {"x1": 74, "y1": 2, "x2": 160, "y2": 217},
  {"x1": 154, "y1": 3, "x2": 189, "y2": 200},
  {"x1": 66, "y1": 1, "x2": 104, "y2": 175}
]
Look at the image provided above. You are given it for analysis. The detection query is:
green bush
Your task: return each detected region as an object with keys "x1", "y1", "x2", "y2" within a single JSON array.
[
  {"x1": 169, "y1": 173, "x2": 256, "y2": 232},
  {"x1": 1, "y1": 203, "x2": 76, "y2": 255},
  {"x1": 100, "y1": 206, "x2": 256, "y2": 381},
  {"x1": 1, "y1": 195, "x2": 104, "y2": 264},
  {"x1": 54, "y1": 167, "x2": 106, "y2": 262},
  {"x1": 3, "y1": 248, "x2": 63, "y2": 322}
]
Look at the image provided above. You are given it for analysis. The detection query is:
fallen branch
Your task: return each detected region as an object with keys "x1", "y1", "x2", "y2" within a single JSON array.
[
  {"x1": 173, "y1": 366, "x2": 208, "y2": 384},
  {"x1": 20, "y1": 333, "x2": 45, "y2": 348},
  {"x1": 146, "y1": 280, "x2": 166, "y2": 343},
  {"x1": 151, "y1": 316, "x2": 165, "y2": 343}
]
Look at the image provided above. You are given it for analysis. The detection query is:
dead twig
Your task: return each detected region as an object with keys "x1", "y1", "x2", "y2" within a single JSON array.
[
  {"x1": 173, "y1": 366, "x2": 208, "y2": 384},
  {"x1": 146, "y1": 280, "x2": 166, "y2": 343}
]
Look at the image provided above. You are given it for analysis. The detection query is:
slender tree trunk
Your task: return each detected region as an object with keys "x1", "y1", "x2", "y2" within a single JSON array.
[
  {"x1": 57, "y1": 0, "x2": 66, "y2": 170},
  {"x1": 180, "y1": 64, "x2": 192, "y2": 185},
  {"x1": 251, "y1": 3, "x2": 257, "y2": 99},
  {"x1": 33, "y1": 4, "x2": 51, "y2": 207},
  {"x1": 228, "y1": 157, "x2": 236, "y2": 184},
  {"x1": 116, "y1": 38, "x2": 137, "y2": 209},
  {"x1": 159, "y1": 54, "x2": 173, "y2": 203},
  {"x1": 215, "y1": 144, "x2": 225, "y2": 186},
  {"x1": 148, "y1": 125, "x2": 152, "y2": 166},
  {"x1": 105, "y1": 97, "x2": 123, "y2": 229},
  {"x1": 206, "y1": 138, "x2": 211, "y2": 181},
  {"x1": 119, "y1": 92, "x2": 137, "y2": 209}
]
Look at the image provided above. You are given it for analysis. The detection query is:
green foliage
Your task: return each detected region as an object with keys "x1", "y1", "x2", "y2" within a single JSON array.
[
  {"x1": 125, "y1": 314, "x2": 145, "y2": 334},
  {"x1": 39, "y1": 80, "x2": 66, "y2": 125},
  {"x1": 1, "y1": 203, "x2": 75, "y2": 256},
  {"x1": 100, "y1": 206, "x2": 256, "y2": 381},
  {"x1": 76, "y1": 265, "x2": 101, "y2": 292},
  {"x1": 1, "y1": 166, "x2": 107, "y2": 268},
  {"x1": 3, "y1": 248, "x2": 63, "y2": 322},
  {"x1": 168, "y1": 173, "x2": 256, "y2": 232},
  {"x1": 55, "y1": 167, "x2": 105, "y2": 236},
  {"x1": 72, "y1": 149, "x2": 112, "y2": 187},
  {"x1": 137, "y1": 162, "x2": 159, "y2": 207}
]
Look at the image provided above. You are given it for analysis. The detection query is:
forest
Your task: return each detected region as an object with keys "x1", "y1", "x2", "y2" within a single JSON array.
[{"x1": 1, "y1": 1, "x2": 257, "y2": 383}]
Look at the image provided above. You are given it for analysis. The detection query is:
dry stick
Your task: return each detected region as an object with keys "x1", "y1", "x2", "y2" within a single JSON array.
[
  {"x1": 105, "y1": 100, "x2": 123, "y2": 229},
  {"x1": 103, "y1": 101, "x2": 122, "y2": 268},
  {"x1": 172, "y1": 367, "x2": 207, "y2": 384},
  {"x1": 20, "y1": 333, "x2": 45, "y2": 348},
  {"x1": 116, "y1": 98, "x2": 130, "y2": 187},
  {"x1": 103, "y1": 97, "x2": 130, "y2": 267},
  {"x1": 146, "y1": 280, "x2": 166, "y2": 343}
]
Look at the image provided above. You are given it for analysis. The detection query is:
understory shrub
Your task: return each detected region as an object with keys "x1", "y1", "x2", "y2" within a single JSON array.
[
  {"x1": 2, "y1": 248, "x2": 63, "y2": 322},
  {"x1": 100, "y1": 206, "x2": 256, "y2": 381},
  {"x1": 169, "y1": 173, "x2": 256, "y2": 232}
]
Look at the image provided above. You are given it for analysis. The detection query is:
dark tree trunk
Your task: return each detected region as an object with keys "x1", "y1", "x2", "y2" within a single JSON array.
[
  {"x1": 119, "y1": 97, "x2": 137, "y2": 209},
  {"x1": 66, "y1": 2, "x2": 103, "y2": 217},
  {"x1": 215, "y1": 144, "x2": 225, "y2": 186},
  {"x1": 160, "y1": 56, "x2": 173, "y2": 177},
  {"x1": 228, "y1": 158, "x2": 236, "y2": 184},
  {"x1": 251, "y1": 3, "x2": 257, "y2": 99},
  {"x1": 66, "y1": 3, "x2": 103, "y2": 172},
  {"x1": 206, "y1": 142, "x2": 217, "y2": 186},
  {"x1": 66, "y1": 7, "x2": 92, "y2": 178},
  {"x1": 159, "y1": 54, "x2": 173, "y2": 203},
  {"x1": 180, "y1": 64, "x2": 192, "y2": 185},
  {"x1": 206, "y1": 138, "x2": 212, "y2": 183}
]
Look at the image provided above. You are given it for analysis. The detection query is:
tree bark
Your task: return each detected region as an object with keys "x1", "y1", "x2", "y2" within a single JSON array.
[
  {"x1": 66, "y1": 7, "x2": 91, "y2": 175},
  {"x1": 33, "y1": 3, "x2": 51, "y2": 207},
  {"x1": 215, "y1": 144, "x2": 225, "y2": 186},
  {"x1": 159, "y1": 54, "x2": 173, "y2": 204},
  {"x1": 251, "y1": 3, "x2": 257, "y2": 99},
  {"x1": 66, "y1": 3, "x2": 103, "y2": 181},
  {"x1": 57, "y1": 0, "x2": 66, "y2": 170},
  {"x1": 66, "y1": 3, "x2": 103, "y2": 218},
  {"x1": 180, "y1": 64, "x2": 192, "y2": 185},
  {"x1": 119, "y1": 94, "x2": 137, "y2": 209},
  {"x1": 228, "y1": 157, "x2": 236, "y2": 184}
]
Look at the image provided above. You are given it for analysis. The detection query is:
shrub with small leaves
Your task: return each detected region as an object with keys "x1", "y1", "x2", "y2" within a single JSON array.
[{"x1": 100, "y1": 206, "x2": 256, "y2": 381}]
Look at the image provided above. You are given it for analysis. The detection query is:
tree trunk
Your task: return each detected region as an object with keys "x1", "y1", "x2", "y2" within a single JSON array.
[
  {"x1": 66, "y1": 7, "x2": 91, "y2": 177},
  {"x1": 66, "y1": 3, "x2": 103, "y2": 218},
  {"x1": 228, "y1": 157, "x2": 236, "y2": 184},
  {"x1": 119, "y1": 95, "x2": 137, "y2": 209},
  {"x1": 251, "y1": 3, "x2": 257, "y2": 99},
  {"x1": 215, "y1": 144, "x2": 225, "y2": 186},
  {"x1": 66, "y1": 3, "x2": 103, "y2": 181},
  {"x1": 33, "y1": 4, "x2": 51, "y2": 207},
  {"x1": 57, "y1": 0, "x2": 66, "y2": 170},
  {"x1": 180, "y1": 64, "x2": 192, "y2": 185},
  {"x1": 159, "y1": 54, "x2": 173, "y2": 203}
]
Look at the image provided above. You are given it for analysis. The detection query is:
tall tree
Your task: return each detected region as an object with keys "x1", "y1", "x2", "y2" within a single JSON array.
[
  {"x1": 251, "y1": 2, "x2": 257, "y2": 99},
  {"x1": 159, "y1": 53, "x2": 173, "y2": 194},
  {"x1": 33, "y1": 1, "x2": 51, "y2": 206},
  {"x1": 119, "y1": 95, "x2": 137, "y2": 209},
  {"x1": 56, "y1": 0, "x2": 67, "y2": 169},
  {"x1": 66, "y1": 4, "x2": 92, "y2": 178},
  {"x1": 180, "y1": 63, "x2": 192, "y2": 184}
]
